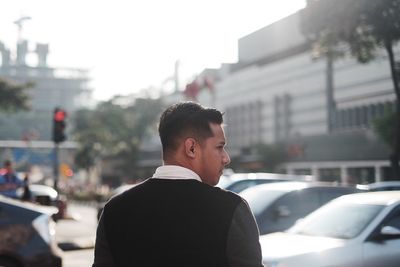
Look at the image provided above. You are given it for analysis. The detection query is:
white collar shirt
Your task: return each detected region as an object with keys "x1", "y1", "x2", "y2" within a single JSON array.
[{"x1": 152, "y1": 165, "x2": 202, "y2": 182}]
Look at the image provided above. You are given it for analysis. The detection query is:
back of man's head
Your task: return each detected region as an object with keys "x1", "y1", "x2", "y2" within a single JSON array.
[{"x1": 158, "y1": 102, "x2": 223, "y2": 158}]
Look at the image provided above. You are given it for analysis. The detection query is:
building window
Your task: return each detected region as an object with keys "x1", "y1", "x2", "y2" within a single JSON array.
[
  {"x1": 361, "y1": 106, "x2": 368, "y2": 126},
  {"x1": 294, "y1": 169, "x2": 312, "y2": 175},
  {"x1": 319, "y1": 168, "x2": 341, "y2": 183},
  {"x1": 348, "y1": 167, "x2": 374, "y2": 184}
]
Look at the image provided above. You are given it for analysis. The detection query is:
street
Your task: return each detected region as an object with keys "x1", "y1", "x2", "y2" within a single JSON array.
[{"x1": 56, "y1": 202, "x2": 97, "y2": 267}]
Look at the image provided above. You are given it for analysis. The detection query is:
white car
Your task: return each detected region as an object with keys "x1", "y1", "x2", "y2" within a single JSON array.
[
  {"x1": 261, "y1": 191, "x2": 400, "y2": 267},
  {"x1": 357, "y1": 181, "x2": 400, "y2": 191}
]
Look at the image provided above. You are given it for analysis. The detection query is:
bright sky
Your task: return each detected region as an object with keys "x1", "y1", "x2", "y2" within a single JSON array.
[{"x1": 0, "y1": 0, "x2": 306, "y2": 101}]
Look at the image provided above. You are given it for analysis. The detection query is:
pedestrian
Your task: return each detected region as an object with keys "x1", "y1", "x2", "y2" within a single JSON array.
[
  {"x1": 21, "y1": 173, "x2": 32, "y2": 201},
  {"x1": 0, "y1": 160, "x2": 24, "y2": 199},
  {"x1": 92, "y1": 101, "x2": 263, "y2": 267}
]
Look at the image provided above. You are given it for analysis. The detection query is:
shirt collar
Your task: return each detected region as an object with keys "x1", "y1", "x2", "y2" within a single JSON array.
[{"x1": 152, "y1": 165, "x2": 202, "y2": 182}]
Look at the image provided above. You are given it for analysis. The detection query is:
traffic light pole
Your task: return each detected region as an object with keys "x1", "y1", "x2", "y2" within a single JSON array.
[
  {"x1": 52, "y1": 107, "x2": 67, "y2": 192},
  {"x1": 53, "y1": 143, "x2": 59, "y2": 192}
]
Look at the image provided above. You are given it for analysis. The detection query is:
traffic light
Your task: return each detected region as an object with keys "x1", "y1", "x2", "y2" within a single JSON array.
[{"x1": 52, "y1": 107, "x2": 67, "y2": 143}]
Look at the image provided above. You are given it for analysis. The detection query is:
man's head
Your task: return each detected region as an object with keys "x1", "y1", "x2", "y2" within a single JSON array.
[{"x1": 158, "y1": 102, "x2": 230, "y2": 185}]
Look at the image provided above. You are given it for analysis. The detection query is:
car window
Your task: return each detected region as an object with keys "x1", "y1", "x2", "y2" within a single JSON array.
[
  {"x1": 290, "y1": 202, "x2": 383, "y2": 239},
  {"x1": 384, "y1": 206, "x2": 400, "y2": 230},
  {"x1": 318, "y1": 187, "x2": 357, "y2": 203},
  {"x1": 241, "y1": 189, "x2": 286, "y2": 216},
  {"x1": 274, "y1": 189, "x2": 319, "y2": 216},
  {"x1": 250, "y1": 190, "x2": 321, "y2": 234}
]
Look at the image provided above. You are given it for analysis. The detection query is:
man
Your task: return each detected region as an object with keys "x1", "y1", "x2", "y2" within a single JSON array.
[
  {"x1": 0, "y1": 160, "x2": 24, "y2": 199},
  {"x1": 93, "y1": 102, "x2": 263, "y2": 267}
]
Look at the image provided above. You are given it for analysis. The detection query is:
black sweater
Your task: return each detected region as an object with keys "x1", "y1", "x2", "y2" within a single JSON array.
[{"x1": 103, "y1": 178, "x2": 241, "y2": 267}]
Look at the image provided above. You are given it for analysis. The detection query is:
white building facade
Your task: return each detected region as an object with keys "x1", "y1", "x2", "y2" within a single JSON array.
[{"x1": 193, "y1": 11, "x2": 398, "y2": 184}]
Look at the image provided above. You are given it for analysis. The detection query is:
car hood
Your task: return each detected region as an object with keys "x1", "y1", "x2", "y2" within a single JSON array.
[
  {"x1": 260, "y1": 232, "x2": 346, "y2": 259},
  {"x1": 0, "y1": 195, "x2": 58, "y2": 216}
]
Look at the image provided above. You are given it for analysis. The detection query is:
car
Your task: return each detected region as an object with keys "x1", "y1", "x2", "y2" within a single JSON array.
[
  {"x1": 260, "y1": 191, "x2": 400, "y2": 267},
  {"x1": 96, "y1": 183, "x2": 137, "y2": 220},
  {"x1": 17, "y1": 184, "x2": 68, "y2": 221},
  {"x1": 240, "y1": 181, "x2": 360, "y2": 235},
  {"x1": 217, "y1": 172, "x2": 313, "y2": 193},
  {"x1": 357, "y1": 181, "x2": 400, "y2": 191},
  {"x1": 0, "y1": 195, "x2": 63, "y2": 267}
]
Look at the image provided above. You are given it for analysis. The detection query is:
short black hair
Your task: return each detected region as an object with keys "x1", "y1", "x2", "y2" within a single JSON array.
[{"x1": 158, "y1": 102, "x2": 223, "y2": 156}]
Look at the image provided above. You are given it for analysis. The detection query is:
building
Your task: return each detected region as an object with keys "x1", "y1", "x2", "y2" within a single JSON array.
[
  {"x1": 0, "y1": 24, "x2": 92, "y2": 186},
  {"x1": 190, "y1": 11, "x2": 398, "y2": 184},
  {"x1": 0, "y1": 38, "x2": 92, "y2": 141}
]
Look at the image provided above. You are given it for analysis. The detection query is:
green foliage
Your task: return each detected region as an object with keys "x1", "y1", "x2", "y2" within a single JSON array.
[
  {"x1": 301, "y1": 0, "x2": 400, "y2": 179},
  {"x1": 255, "y1": 143, "x2": 288, "y2": 172},
  {"x1": 72, "y1": 97, "x2": 164, "y2": 179},
  {"x1": 373, "y1": 109, "x2": 397, "y2": 148},
  {"x1": 0, "y1": 77, "x2": 32, "y2": 112},
  {"x1": 301, "y1": 0, "x2": 400, "y2": 62}
]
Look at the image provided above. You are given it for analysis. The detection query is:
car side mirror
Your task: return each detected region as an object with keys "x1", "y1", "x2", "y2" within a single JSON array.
[{"x1": 381, "y1": 226, "x2": 400, "y2": 236}]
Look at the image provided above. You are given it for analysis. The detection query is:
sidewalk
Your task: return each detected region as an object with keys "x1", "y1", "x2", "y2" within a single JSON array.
[{"x1": 55, "y1": 203, "x2": 97, "y2": 251}]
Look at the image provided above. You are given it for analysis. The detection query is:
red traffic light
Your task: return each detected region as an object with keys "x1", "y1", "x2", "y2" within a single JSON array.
[
  {"x1": 53, "y1": 108, "x2": 67, "y2": 143},
  {"x1": 54, "y1": 109, "x2": 66, "y2": 122}
]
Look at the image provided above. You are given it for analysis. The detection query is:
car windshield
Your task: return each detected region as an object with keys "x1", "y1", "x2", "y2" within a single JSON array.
[
  {"x1": 289, "y1": 202, "x2": 384, "y2": 239},
  {"x1": 240, "y1": 189, "x2": 286, "y2": 215}
]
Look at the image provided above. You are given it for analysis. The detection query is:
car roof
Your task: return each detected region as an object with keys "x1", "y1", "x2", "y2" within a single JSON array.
[
  {"x1": 29, "y1": 184, "x2": 58, "y2": 199},
  {"x1": 367, "y1": 181, "x2": 400, "y2": 188},
  {"x1": 229, "y1": 172, "x2": 313, "y2": 181},
  {"x1": 333, "y1": 191, "x2": 400, "y2": 205},
  {"x1": 0, "y1": 195, "x2": 58, "y2": 215},
  {"x1": 241, "y1": 181, "x2": 351, "y2": 194}
]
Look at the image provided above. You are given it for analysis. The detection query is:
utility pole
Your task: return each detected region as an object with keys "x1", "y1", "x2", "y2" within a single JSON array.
[
  {"x1": 174, "y1": 60, "x2": 180, "y2": 93},
  {"x1": 14, "y1": 16, "x2": 31, "y2": 66},
  {"x1": 52, "y1": 108, "x2": 67, "y2": 192},
  {"x1": 14, "y1": 16, "x2": 31, "y2": 44}
]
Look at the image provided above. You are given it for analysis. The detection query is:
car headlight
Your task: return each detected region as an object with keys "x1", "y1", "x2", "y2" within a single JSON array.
[{"x1": 32, "y1": 214, "x2": 55, "y2": 244}]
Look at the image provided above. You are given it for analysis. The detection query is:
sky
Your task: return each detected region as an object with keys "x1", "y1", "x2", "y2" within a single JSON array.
[{"x1": 0, "y1": 0, "x2": 306, "y2": 101}]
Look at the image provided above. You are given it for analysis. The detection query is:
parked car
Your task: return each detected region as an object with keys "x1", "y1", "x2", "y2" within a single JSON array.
[
  {"x1": 17, "y1": 184, "x2": 67, "y2": 220},
  {"x1": 97, "y1": 183, "x2": 137, "y2": 220},
  {"x1": 261, "y1": 191, "x2": 400, "y2": 267},
  {"x1": 240, "y1": 181, "x2": 360, "y2": 235},
  {"x1": 217, "y1": 172, "x2": 313, "y2": 193},
  {"x1": 0, "y1": 195, "x2": 63, "y2": 267},
  {"x1": 357, "y1": 181, "x2": 400, "y2": 191}
]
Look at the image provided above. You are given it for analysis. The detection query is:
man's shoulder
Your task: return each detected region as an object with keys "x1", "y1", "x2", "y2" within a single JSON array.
[
  {"x1": 210, "y1": 185, "x2": 243, "y2": 202},
  {"x1": 106, "y1": 178, "x2": 244, "y2": 208}
]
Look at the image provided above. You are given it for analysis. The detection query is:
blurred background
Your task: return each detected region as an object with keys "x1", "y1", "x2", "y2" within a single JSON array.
[
  {"x1": 0, "y1": 0, "x2": 399, "y2": 199},
  {"x1": 1, "y1": 1, "x2": 400, "y2": 266}
]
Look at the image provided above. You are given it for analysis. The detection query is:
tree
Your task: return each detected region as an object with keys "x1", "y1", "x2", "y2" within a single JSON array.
[
  {"x1": 72, "y1": 97, "x2": 164, "y2": 183},
  {"x1": 0, "y1": 77, "x2": 32, "y2": 112},
  {"x1": 373, "y1": 105, "x2": 397, "y2": 149},
  {"x1": 255, "y1": 143, "x2": 288, "y2": 172},
  {"x1": 301, "y1": 0, "x2": 400, "y2": 179}
]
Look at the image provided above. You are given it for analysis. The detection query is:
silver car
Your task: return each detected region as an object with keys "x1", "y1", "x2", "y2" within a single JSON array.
[
  {"x1": 357, "y1": 181, "x2": 400, "y2": 191},
  {"x1": 240, "y1": 181, "x2": 359, "y2": 235},
  {"x1": 261, "y1": 191, "x2": 400, "y2": 267}
]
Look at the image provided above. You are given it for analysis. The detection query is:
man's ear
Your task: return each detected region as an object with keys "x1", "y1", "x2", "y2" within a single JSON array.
[{"x1": 184, "y1": 138, "x2": 196, "y2": 158}]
